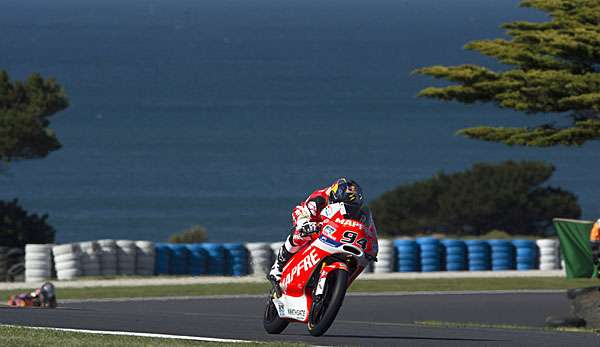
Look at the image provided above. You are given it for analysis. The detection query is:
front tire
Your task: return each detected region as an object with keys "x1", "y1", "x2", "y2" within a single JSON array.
[
  {"x1": 307, "y1": 269, "x2": 348, "y2": 337},
  {"x1": 263, "y1": 293, "x2": 289, "y2": 334}
]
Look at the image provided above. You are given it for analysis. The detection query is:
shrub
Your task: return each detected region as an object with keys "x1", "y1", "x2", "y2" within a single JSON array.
[
  {"x1": 168, "y1": 225, "x2": 208, "y2": 243},
  {"x1": 370, "y1": 161, "x2": 581, "y2": 237},
  {"x1": 0, "y1": 199, "x2": 55, "y2": 248}
]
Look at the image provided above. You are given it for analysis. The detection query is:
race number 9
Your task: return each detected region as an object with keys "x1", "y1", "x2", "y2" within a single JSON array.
[{"x1": 341, "y1": 231, "x2": 358, "y2": 243}]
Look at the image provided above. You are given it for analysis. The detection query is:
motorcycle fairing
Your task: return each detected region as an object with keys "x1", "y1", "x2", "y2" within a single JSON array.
[{"x1": 272, "y1": 292, "x2": 310, "y2": 321}]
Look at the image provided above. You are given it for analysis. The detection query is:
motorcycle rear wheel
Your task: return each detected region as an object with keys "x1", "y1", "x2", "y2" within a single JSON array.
[
  {"x1": 263, "y1": 292, "x2": 289, "y2": 334},
  {"x1": 307, "y1": 269, "x2": 348, "y2": 337}
]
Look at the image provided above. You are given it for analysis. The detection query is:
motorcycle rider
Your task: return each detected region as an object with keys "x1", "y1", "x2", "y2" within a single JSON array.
[{"x1": 268, "y1": 177, "x2": 376, "y2": 282}]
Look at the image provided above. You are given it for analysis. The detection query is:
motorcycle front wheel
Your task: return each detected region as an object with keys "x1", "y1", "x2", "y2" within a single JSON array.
[
  {"x1": 307, "y1": 269, "x2": 348, "y2": 337},
  {"x1": 263, "y1": 292, "x2": 289, "y2": 334}
]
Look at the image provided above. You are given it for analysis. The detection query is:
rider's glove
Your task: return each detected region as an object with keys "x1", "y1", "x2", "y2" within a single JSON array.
[{"x1": 299, "y1": 222, "x2": 319, "y2": 237}]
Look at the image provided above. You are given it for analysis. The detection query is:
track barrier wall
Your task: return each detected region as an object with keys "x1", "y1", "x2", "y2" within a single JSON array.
[{"x1": 16, "y1": 237, "x2": 566, "y2": 281}]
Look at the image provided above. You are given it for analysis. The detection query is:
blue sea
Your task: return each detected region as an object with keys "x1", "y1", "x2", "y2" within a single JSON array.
[{"x1": 1, "y1": 0, "x2": 598, "y2": 243}]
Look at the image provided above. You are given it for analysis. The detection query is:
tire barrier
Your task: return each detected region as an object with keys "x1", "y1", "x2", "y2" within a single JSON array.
[
  {"x1": 98, "y1": 239, "x2": 118, "y2": 276},
  {"x1": 537, "y1": 239, "x2": 561, "y2": 270},
  {"x1": 512, "y1": 239, "x2": 539, "y2": 271},
  {"x1": 246, "y1": 242, "x2": 273, "y2": 275},
  {"x1": 52, "y1": 243, "x2": 81, "y2": 280},
  {"x1": 417, "y1": 237, "x2": 442, "y2": 272},
  {"x1": 25, "y1": 244, "x2": 53, "y2": 282},
  {"x1": 135, "y1": 241, "x2": 155, "y2": 276},
  {"x1": 116, "y1": 240, "x2": 136, "y2": 275},
  {"x1": 489, "y1": 239, "x2": 515, "y2": 271},
  {"x1": 442, "y1": 239, "x2": 467, "y2": 271},
  {"x1": 202, "y1": 243, "x2": 226, "y2": 275},
  {"x1": 4, "y1": 237, "x2": 567, "y2": 282},
  {"x1": 373, "y1": 239, "x2": 395, "y2": 273},
  {"x1": 154, "y1": 243, "x2": 172, "y2": 275},
  {"x1": 0, "y1": 246, "x2": 7, "y2": 281},
  {"x1": 224, "y1": 243, "x2": 249, "y2": 276},
  {"x1": 465, "y1": 240, "x2": 491, "y2": 271},
  {"x1": 79, "y1": 241, "x2": 101, "y2": 276},
  {"x1": 186, "y1": 244, "x2": 208, "y2": 275},
  {"x1": 394, "y1": 239, "x2": 419, "y2": 272},
  {"x1": 169, "y1": 244, "x2": 190, "y2": 275}
]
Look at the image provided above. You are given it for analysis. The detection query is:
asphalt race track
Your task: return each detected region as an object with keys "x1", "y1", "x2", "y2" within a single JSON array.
[{"x1": 1, "y1": 291, "x2": 599, "y2": 346}]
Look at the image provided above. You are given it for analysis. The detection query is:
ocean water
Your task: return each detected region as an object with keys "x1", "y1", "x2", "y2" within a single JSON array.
[{"x1": 1, "y1": 0, "x2": 598, "y2": 243}]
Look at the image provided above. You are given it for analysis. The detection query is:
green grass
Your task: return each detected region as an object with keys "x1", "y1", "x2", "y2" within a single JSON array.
[
  {"x1": 0, "y1": 325, "x2": 306, "y2": 347},
  {"x1": 1, "y1": 277, "x2": 598, "y2": 301}
]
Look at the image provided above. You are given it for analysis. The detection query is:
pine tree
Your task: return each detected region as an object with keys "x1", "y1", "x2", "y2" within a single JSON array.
[
  {"x1": 0, "y1": 70, "x2": 68, "y2": 161},
  {"x1": 415, "y1": 0, "x2": 600, "y2": 146}
]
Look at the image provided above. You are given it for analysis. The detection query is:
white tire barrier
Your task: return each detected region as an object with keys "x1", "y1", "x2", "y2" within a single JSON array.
[
  {"x1": 25, "y1": 244, "x2": 52, "y2": 282},
  {"x1": 246, "y1": 242, "x2": 273, "y2": 275},
  {"x1": 135, "y1": 241, "x2": 155, "y2": 276},
  {"x1": 98, "y1": 239, "x2": 118, "y2": 276},
  {"x1": 52, "y1": 243, "x2": 80, "y2": 280},
  {"x1": 374, "y1": 239, "x2": 395, "y2": 273},
  {"x1": 536, "y1": 239, "x2": 561, "y2": 270},
  {"x1": 116, "y1": 240, "x2": 136, "y2": 275},
  {"x1": 80, "y1": 241, "x2": 101, "y2": 276}
]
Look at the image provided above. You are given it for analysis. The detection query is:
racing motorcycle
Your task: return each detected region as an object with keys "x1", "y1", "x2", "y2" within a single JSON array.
[{"x1": 263, "y1": 202, "x2": 378, "y2": 336}]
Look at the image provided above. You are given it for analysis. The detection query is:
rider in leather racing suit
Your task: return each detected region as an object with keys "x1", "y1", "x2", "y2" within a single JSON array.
[{"x1": 268, "y1": 177, "x2": 377, "y2": 282}]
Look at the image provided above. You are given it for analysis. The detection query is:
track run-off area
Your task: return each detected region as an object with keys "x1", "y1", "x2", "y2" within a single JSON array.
[{"x1": 1, "y1": 291, "x2": 599, "y2": 346}]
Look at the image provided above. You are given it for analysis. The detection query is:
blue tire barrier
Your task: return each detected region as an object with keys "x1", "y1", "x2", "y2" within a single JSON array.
[
  {"x1": 168, "y1": 244, "x2": 190, "y2": 275},
  {"x1": 465, "y1": 240, "x2": 491, "y2": 270},
  {"x1": 224, "y1": 243, "x2": 249, "y2": 276},
  {"x1": 488, "y1": 240, "x2": 515, "y2": 271},
  {"x1": 445, "y1": 246, "x2": 466, "y2": 254},
  {"x1": 416, "y1": 237, "x2": 439, "y2": 245},
  {"x1": 417, "y1": 238, "x2": 441, "y2": 272},
  {"x1": 442, "y1": 239, "x2": 466, "y2": 271},
  {"x1": 446, "y1": 254, "x2": 466, "y2": 263},
  {"x1": 202, "y1": 243, "x2": 226, "y2": 275},
  {"x1": 467, "y1": 251, "x2": 489, "y2": 260},
  {"x1": 186, "y1": 244, "x2": 208, "y2": 275},
  {"x1": 421, "y1": 251, "x2": 439, "y2": 258},
  {"x1": 420, "y1": 244, "x2": 439, "y2": 253},
  {"x1": 467, "y1": 246, "x2": 488, "y2": 254},
  {"x1": 512, "y1": 239, "x2": 537, "y2": 248},
  {"x1": 512, "y1": 239, "x2": 538, "y2": 271},
  {"x1": 421, "y1": 258, "x2": 441, "y2": 266},
  {"x1": 394, "y1": 239, "x2": 419, "y2": 272},
  {"x1": 154, "y1": 243, "x2": 172, "y2": 275},
  {"x1": 441, "y1": 239, "x2": 465, "y2": 248},
  {"x1": 396, "y1": 246, "x2": 418, "y2": 254}
]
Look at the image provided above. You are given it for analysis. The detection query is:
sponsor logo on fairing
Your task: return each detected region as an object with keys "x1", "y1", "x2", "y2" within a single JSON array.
[
  {"x1": 287, "y1": 308, "x2": 306, "y2": 317},
  {"x1": 281, "y1": 248, "x2": 319, "y2": 287},
  {"x1": 335, "y1": 218, "x2": 364, "y2": 230}
]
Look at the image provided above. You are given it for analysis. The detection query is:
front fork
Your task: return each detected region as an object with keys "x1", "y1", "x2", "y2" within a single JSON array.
[{"x1": 314, "y1": 262, "x2": 349, "y2": 296}]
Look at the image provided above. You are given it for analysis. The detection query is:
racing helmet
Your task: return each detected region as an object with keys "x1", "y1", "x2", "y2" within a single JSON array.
[
  {"x1": 39, "y1": 282, "x2": 55, "y2": 301},
  {"x1": 329, "y1": 178, "x2": 364, "y2": 219}
]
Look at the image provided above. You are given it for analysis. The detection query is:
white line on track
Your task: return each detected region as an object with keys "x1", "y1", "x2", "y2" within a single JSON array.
[{"x1": 1, "y1": 324, "x2": 254, "y2": 343}]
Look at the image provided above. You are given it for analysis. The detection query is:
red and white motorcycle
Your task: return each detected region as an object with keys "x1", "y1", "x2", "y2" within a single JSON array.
[{"x1": 263, "y1": 202, "x2": 378, "y2": 336}]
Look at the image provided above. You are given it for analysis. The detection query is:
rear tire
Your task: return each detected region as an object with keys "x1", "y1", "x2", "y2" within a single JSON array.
[
  {"x1": 263, "y1": 293, "x2": 289, "y2": 334},
  {"x1": 307, "y1": 269, "x2": 348, "y2": 337}
]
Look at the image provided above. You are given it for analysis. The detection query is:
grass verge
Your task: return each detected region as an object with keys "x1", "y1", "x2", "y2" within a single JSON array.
[
  {"x1": 0, "y1": 325, "x2": 306, "y2": 347},
  {"x1": 0, "y1": 277, "x2": 598, "y2": 301}
]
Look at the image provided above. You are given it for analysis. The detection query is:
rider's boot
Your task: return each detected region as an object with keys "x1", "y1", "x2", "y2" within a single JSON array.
[{"x1": 268, "y1": 244, "x2": 293, "y2": 283}]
